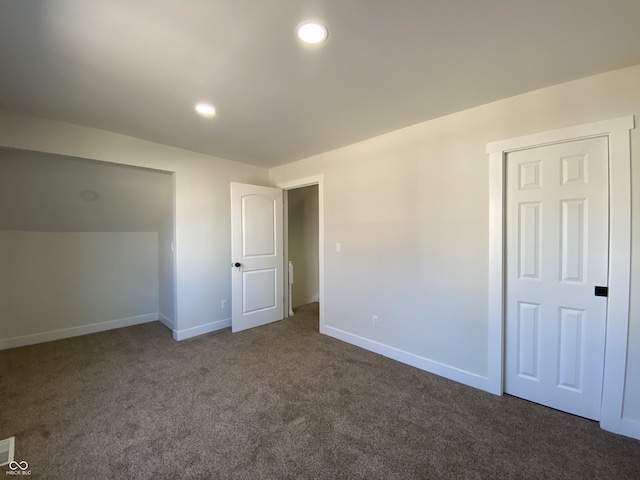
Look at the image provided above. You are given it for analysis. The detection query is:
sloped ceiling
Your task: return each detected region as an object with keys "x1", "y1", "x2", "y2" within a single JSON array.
[
  {"x1": 1, "y1": 1, "x2": 640, "y2": 167},
  {"x1": 0, "y1": 149, "x2": 172, "y2": 232}
]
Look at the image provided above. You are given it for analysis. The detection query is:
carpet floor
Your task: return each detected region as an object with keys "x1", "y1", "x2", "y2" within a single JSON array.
[{"x1": 1, "y1": 303, "x2": 639, "y2": 479}]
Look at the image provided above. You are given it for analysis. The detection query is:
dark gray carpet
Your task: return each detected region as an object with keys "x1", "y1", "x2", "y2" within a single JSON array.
[{"x1": 1, "y1": 303, "x2": 639, "y2": 479}]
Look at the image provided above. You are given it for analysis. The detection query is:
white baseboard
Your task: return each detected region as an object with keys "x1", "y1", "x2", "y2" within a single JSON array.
[
  {"x1": 619, "y1": 417, "x2": 640, "y2": 440},
  {"x1": 0, "y1": 313, "x2": 159, "y2": 350},
  {"x1": 173, "y1": 318, "x2": 231, "y2": 341},
  {"x1": 158, "y1": 313, "x2": 174, "y2": 331},
  {"x1": 321, "y1": 325, "x2": 491, "y2": 392}
]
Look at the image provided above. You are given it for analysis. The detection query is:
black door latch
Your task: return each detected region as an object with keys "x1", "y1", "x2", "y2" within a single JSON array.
[{"x1": 594, "y1": 286, "x2": 608, "y2": 297}]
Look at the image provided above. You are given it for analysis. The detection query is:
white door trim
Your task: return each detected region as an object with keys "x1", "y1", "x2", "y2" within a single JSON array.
[
  {"x1": 486, "y1": 116, "x2": 634, "y2": 435},
  {"x1": 276, "y1": 175, "x2": 325, "y2": 332}
]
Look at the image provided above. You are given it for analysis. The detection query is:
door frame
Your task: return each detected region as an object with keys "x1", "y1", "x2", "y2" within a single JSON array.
[
  {"x1": 277, "y1": 175, "x2": 325, "y2": 331},
  {"x1": 486, "y1": 116, "x2": 634, "y2": 434}
]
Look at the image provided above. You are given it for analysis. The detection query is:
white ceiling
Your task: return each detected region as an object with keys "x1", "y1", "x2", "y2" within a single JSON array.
[
  {"x1": 0, "y1": 148, "x2": 172, "y2": 232},
  {"x1": 1, "y1": 1, "x2": 639, "y2": 168}
]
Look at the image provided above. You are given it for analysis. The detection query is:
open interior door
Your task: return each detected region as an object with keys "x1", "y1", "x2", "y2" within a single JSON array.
[{"x1": 231, "y1": 182, "x2": 283, "y2": 332}]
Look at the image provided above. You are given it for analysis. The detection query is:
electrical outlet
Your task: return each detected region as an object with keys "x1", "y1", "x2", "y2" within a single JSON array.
[
  {"x1": 335, "y1": 242, "x2": 341, "y2": 253},
  {"x1": 372, "y1": 315, "x2": 379, "y2": 327},
  {"x1": 221, "y1": 299, "x2": 228, "y2": 310}
]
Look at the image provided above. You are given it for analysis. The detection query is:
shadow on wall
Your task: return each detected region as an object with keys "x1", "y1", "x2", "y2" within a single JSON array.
[{"x1": 0, "y1": 148, "x2": 175, "y2": 349}]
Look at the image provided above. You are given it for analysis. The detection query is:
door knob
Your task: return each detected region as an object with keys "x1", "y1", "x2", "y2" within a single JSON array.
[{"x1": 234, "y1": 262, "x2": 242, "y2": 268}]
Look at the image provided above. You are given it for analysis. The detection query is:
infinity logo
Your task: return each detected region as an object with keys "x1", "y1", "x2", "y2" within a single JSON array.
[{"x1": 9, "y1": 461, "x2": 28, "y2": 471}]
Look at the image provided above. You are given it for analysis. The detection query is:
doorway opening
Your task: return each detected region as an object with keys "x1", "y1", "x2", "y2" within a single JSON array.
[
  {"x1": 286, "y1": 184, "x2": 319, "y2": 325},
  {"x1": 278, "y1": 175, "x2": 325, "y2": 332}
]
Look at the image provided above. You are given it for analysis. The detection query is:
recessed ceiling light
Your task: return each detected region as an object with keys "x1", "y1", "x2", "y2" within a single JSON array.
[
  {"x1": 296, "y1": 22, "x2": 328, "y2": 44},
  {"x1": 195, "y1": 103, "x2": 216, "y2": 116}
]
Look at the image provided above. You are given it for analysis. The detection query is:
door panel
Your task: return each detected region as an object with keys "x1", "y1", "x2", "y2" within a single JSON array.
[
  {"x1": 517, "y1": 301, "x2": 540, "y2": 380},
  {"x1": 231, "y1": 183, "x2": 283, "y2": 333},
  {"x1": 518, "y1": 202, "x2": 541, "y2": 279},
  {"x1": 243, "y1": 268, "x2": 277, "y2": 313},
  {"x1": 505, "y1": 137, "x2": 608, "y2": 420},
  {"x1": 557, "y1": 307, "x2": 584, "y2": 391},
  {"x1": 242, "y1": 195, "x2": 276, "y2": 256},
  {"x1": 561, "y1": 199, "x2": 586, "y2": 282}
]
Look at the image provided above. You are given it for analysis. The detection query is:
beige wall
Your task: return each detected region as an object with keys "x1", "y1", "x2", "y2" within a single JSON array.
[
  {"x1": 269, "y1": 64, "x2": 640, "y2": 429},
  {"x1": 0, "y1": 110, "x2": 269, "y2": 337},
  {"x1": 0, "y1": 231, "x2": 158, "y2": 346},
  {"x1": 288, "y1": 185, "x2": 319, "y2": 308}
]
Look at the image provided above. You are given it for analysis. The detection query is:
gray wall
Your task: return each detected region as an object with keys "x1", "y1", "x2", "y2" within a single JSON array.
[
  {"x1": 0, "y1": 231, "x2": 159, "y2": 345},
  {"x1": 288, "y1": 185, "x2": 319, "y2": 308}
]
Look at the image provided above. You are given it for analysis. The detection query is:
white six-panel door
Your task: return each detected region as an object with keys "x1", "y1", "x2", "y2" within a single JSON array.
[
  {"x1": 505, "y1": 137, "x2": 609, "y2": 420},
  {"x1": 231, "y1": 183, "x2": 283, "y2": 333}
]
